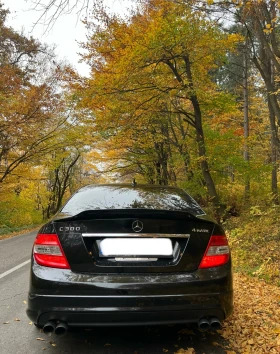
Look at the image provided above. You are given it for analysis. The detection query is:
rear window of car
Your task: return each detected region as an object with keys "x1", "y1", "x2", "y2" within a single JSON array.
[{"x1": 60, "y1": 185, "x2": 205, "y2": 216}]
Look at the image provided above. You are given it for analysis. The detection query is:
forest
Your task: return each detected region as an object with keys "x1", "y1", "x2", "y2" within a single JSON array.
[{"x1": 0, "y1": 0, "x2": 280, "y2": 285}]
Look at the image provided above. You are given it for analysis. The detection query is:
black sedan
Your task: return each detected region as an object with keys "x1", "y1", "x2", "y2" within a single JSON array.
[{"x1": 26, "y1": 184, "x2": 233, "y2": 336}]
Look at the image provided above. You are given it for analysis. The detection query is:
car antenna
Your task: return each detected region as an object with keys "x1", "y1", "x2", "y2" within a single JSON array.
[{"x1": 132, "y1": 178, "x2": 137, "y2": 187}]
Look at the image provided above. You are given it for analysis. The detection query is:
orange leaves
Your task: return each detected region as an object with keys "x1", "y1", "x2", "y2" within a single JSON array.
[
  {"x1": 222, "y1": 273, "x2": 280, "y2": 354},
  {"x1": 174, "y1": 348, "x2": 195, "y2": 354},
  {"x1": 75, "y1": 0, "x2": 244, "y2": 187}
]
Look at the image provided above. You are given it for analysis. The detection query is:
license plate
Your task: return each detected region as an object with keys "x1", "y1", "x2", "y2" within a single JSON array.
[
  {"x1": 115, "y1": 257, "x2": 158, "y2": 262},
  {"x1": 99, "y1": 238, "x2": 173, "y2": 257}
]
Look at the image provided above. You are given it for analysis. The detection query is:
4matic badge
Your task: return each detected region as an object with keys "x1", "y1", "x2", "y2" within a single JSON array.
[{"x1": 192, "y1": 228, "x2": 209, "y2": 233}]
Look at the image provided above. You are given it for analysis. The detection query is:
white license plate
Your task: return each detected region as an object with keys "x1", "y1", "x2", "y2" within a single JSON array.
[{"x1": 99, "y1": 238, "x2": 173, "y2": 257}]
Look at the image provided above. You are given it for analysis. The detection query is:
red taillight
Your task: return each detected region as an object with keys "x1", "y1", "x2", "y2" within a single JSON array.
[
  {"x1": 33, "y1": 233, "x2": 70, "y2": 269},
  {"x1": 199, "y1": 235, "x2": 230, "y2": 269}
]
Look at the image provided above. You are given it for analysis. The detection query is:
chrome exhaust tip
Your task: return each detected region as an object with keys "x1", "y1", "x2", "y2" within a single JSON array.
[
  {"x1": 209, "y1": 317, "x2": 222, "y2": 331},
  {"x1": 198, "y1": 318, "x2": 210, "y2": 331}
]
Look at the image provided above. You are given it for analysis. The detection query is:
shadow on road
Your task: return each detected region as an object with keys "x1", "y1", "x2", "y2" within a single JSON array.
[{"x1": 38, "y1": 324, "x2": 233, "y2": 354}]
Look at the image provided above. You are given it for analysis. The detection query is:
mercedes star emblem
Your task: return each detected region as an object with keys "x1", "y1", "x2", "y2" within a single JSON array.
[{"x1": 132, "y1": 220, "x2": 143, "y2": 233}]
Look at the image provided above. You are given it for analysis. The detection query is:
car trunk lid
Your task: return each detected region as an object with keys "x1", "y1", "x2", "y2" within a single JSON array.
[{"x1": 53, "y1": 210, "x2": 216, "y2": 274}]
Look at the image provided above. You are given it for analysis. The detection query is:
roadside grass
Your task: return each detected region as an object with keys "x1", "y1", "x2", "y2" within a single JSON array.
[
  {"x1": 0, "y1": 224, "x2": 41, "y2": 240},
  {"x1": 224, "y1": 208, "x2": 280, "y2": 286}
]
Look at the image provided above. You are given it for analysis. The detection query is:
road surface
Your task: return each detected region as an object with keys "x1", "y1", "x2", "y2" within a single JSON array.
[{"x1": 0, "y1": 231, "x2": 234, "y2": 354}]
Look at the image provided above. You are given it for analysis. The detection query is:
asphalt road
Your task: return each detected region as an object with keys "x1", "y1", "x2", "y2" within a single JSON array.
[{"x1": 0, "y1": 231, "x2": 233, "y2": 354}]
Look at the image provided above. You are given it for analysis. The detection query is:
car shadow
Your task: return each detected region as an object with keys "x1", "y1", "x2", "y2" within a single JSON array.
[{"x1": 44, "y1": 324, "x2": 234, "y2": 354}]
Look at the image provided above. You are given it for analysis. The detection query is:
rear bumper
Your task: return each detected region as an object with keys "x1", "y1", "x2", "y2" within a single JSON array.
[
  {"x1": 27, "y1": 295, "x2": 229, "y2": 327},
  {"x1": 27, "y1": 262, "x2": 233, "y2": 327}
]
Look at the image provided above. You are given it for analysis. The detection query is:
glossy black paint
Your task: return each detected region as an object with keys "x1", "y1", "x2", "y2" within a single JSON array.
[
  {"x1": 27, "y1": 184, "x2": 233, "y2": 328},
  {"x1": 27, "y1": 261, "x2": 232, "y2": 327},
  {"x1": 54, "y1": 211, "x2": 215, "y2": 274}
]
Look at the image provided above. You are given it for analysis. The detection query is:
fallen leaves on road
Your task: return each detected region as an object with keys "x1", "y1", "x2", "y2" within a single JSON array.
[
  {"x1": 3, "y1": 321, "x2": 10, "y2": 324},
  {"x1": 36, "y1": 338, "x2": 45, "y2": 341},
  {"x1": 174, "y1": 348, "x2": 195, "y2": 354},
  {"x1": 14, "y1": 318, "x2": 20, "y2": 321},
  {"x1": 212, "y1": 341, "x2": 222, "y2": 347},
  {"x1": 221, "y1": 273, "x2": 280, "y2": 354}
]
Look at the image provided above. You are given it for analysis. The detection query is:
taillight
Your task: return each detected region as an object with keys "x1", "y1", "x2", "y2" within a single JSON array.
[
  {"x1": 199, "y1": 235, "x2": 230, "y2": 269},
  {"x1": 33, "y1": 233, "x2": 70, "y2": 269}
]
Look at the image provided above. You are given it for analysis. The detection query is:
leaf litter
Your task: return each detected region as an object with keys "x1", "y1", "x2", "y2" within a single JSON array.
[
  {"x1": 221, "y1": 273, "x2": 280, "y2": 353},
  {"x1": 174, "y1": 273, "x2": 280, "y2": 354},
  {"x1": 174, "y1": 348, "x2": 195, "y2": 354}
]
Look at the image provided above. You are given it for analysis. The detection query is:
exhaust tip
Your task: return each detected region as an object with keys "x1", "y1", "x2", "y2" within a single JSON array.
[
  {"x1": 209, "y1": 317, "x2": 222, "y2": 331},
  {"x1": 54, "y1": 321, "x2": 68, "y2": 336},
  {"x1": 198, "y1": 318, "x2": 210, "y2": 331},
  {"x1": 43, "y1": 321, "x2": 56, "y2": 334}
]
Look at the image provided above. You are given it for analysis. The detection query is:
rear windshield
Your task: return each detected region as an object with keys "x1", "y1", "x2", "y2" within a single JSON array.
[{"x1": 60, "y1": 185, "x2": 205, "y2": 216}]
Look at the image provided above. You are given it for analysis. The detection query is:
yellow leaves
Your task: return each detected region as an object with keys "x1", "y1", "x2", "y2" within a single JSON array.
[
  {"x1": 227, "y1": 33, "x2": 243, "y2": 45},
  {"x1": 230, "y1": 0, "x2": 244, "y2": 8},
  {"x1": 212, "y1": 341, "x2": 222, "y2": 347},
  {"x1": 263, "y1": 22, "x2": 273, "y2": 34},
  {"x1": 174, "y1": 349, "x2": 195, "y2": 354},
  {"x1": 221, "y1": 273, "x2": 280, "y2": 354}
]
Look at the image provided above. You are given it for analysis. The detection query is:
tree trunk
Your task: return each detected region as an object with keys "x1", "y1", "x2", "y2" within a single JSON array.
[
  {"x1": 268, "y1": 96, "x2": 279, "y2": 204},
  {"x1": 251, "y1": 55, "x2": 280, "y2": 203},
  {"x1": 184, "y1": 55, "x2": 221, "y2": 208},
  {"x1": 243, "y1": 42, "x2": 250, "y2": 202}
]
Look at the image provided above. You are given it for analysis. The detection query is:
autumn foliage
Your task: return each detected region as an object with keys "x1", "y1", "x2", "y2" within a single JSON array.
[
  {"x1": 1, "y1": 0, "x2": 280, "y2": 351},
  {"x1": 0, "y1": 4, "x2": 92, "y2": 230},
  {"x1": 0, "y1": 0, "x2": 280, "y2": 282}
]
